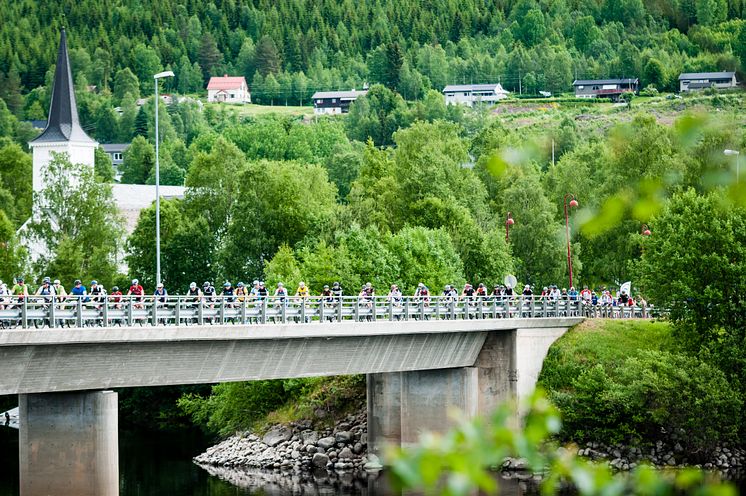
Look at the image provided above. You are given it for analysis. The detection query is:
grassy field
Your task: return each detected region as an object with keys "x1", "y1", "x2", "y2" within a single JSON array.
[
  {"x1": 538, "y1": 318, "x2": 675, "y2": 391},
  {"x1": 205, "y1": 102, "x2": 315, "y2": 118}
]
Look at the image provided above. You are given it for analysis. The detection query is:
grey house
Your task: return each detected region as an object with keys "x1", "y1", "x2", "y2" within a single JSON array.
[
  {"x1": 572, "y1": 78, "x2": 639, "y2": 100},
  {"x1": 678, "y1": 72, "x2": 737, "y2": 92}
]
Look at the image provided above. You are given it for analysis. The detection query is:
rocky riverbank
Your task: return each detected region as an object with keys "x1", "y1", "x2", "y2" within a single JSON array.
[
  {"x1": 193, "y1": 410, "x2": 380, "y2": 473},
  {"x1": 501, "y1": 441, "x2": 745, "y2": 479}
]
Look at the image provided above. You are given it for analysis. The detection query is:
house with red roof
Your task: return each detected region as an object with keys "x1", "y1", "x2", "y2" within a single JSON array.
[{"x1": 206, "y1": 75, "x2": 251, "y2": 104}]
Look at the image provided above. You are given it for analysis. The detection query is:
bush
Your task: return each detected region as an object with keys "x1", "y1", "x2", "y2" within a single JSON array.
[
  {"x1": 640, "y1": 84, "x2": 659, "y2": 97},
  {"x1": 540, "y1": 321, "x2": 742, "y2": 456}
]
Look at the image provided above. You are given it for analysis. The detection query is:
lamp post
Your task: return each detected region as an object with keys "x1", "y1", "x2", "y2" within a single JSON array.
[
  {"x1": 724, "y1": 149, "x2": 740, "y2": 184},
  {"x1": 505, "y1": 212, "x2": 515, "y2": 242},
  {"x1": 563, "y1": 194, "x2": 579, "y2": 288},
  {"x1": 153, "y1": 70, "x2": 174, "y2": 287}
]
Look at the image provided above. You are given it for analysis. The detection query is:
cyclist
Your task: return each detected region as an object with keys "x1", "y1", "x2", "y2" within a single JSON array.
[
  {"x1": 475, "y1": 283, "x2": 488, "y2": 298},
  {"x1": 127, "y1": 279, "x2": 145, "y2": 309},
  {"x1": 221, "y1": 282, "x2": 235, "y2": 307},
  {"x1": 388, "y1": 284, "x2": 403, "y2": 307},
  {"x1": 12, "y1": 278, "x2": 29, "y2": 304},
  {"x1": 35, "y1": 277, "x2": 56, "y2": 302},
  {"x1": 154, "y1": 283, "x2": 167, "y2": 304},
  {"x1": 236, "y1": 282, "x2": 248, "y2": 305},
  {"x1": 110, "y1": 286, "x2": 123, "y2": 309},
  {"x1": 70, "y1": 280, "x2": 87, "y2": 301},
  {"x1": 90, "y1": 280, "x2": 107, "y2": 306},
  {"x1": 202, "y1": 282, "x2": 216, "y2": 308},
  {"x1": 187, "y1": 282, "x2": 202, "y2": 303},
  {"x1": 295, "y1": 281, "x2": 310, "y2": 298},
  {"x1": 414, "y1": 282, "x2": 430, "y2": 305},
  {"x1": 53, "y1": 279, "x2": 67, "y2": 303},
  {"x1": 0, "y1": 281, "x2": 8, "y2": 310},
  {"x1": 257, "y1": 281, "x2": 268, "y2": 300},
  {"x1": 274, "y1": 283, "x2": 288, "y2": 307}
]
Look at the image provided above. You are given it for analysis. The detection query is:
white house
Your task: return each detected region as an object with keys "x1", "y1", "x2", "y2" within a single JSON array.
[
  {"x1": 443, "y1": 84, "x2": 510, "y2": 106},
  {"x1": 678, "y1": 72, "x2": 737, "y2": 92},
  {"x1": 207, "y1": 75, "x2": 251, "y2": 103},
  {"x1": 312, "y1": 90, "x2": 368, "y2": 115}
]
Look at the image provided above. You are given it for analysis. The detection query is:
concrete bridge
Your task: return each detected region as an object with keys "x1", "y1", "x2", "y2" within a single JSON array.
[{"x1": 0, "y1": 299, "x2": 592, "y2": 495}]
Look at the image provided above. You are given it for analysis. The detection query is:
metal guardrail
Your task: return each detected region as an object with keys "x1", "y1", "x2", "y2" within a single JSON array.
[{"x1": 0, "y1": 295, "x2": 657, "y2": 329}]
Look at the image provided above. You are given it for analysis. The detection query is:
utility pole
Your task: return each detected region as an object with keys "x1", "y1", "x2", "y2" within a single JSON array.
[{"x1": 552, "y1": 139, "x2": 555, "y2": 167}]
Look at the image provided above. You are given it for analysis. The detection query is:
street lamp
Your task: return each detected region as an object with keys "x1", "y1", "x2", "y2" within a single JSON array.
[
  {"x1": 154, "y1": 70, "x2": 174, "y2": 287},
  {"x1": 563, "y1": 194, "x2": 579, "y2": 288},
  {"x1": 505, "y1": 212, "x2": 515, "y2": 242},
  {"x1": 724, "y1": 149, "x2": 740, "y2": 184}
]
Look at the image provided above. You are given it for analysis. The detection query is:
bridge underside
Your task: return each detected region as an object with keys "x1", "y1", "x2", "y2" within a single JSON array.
[{"x1": 2, "y1": 318, "x2": 580, "y2": 495}]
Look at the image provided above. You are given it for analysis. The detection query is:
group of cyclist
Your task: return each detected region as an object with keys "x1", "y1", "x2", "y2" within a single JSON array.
[{"x1": 0, "y1": 276, "x2": 643, "y2": 311}]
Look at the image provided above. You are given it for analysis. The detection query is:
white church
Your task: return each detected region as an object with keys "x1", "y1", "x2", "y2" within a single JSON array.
[{"x1": 26, "y1": 28, "x2": 185, "y2": 260}]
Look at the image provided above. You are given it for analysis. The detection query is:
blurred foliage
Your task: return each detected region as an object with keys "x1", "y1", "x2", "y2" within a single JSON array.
[{"x1": 388, "y1": 389, "x2": 737, "y2": 496}]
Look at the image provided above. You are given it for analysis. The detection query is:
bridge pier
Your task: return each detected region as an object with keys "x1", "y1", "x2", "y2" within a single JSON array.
[
  {"x1": 367, "y1": 330, "x2": 518, "y2": 456},
  {"x1": 19, "y1": 390, "x2": 119, "y2": 496}
]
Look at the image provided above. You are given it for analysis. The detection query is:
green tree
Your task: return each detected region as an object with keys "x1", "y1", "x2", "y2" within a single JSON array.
[
  {"x1": 0, "y1": 209, "x2": 26, "y2": 282},
  {"x1": 121, "y1": 136, "x2": 155, "y2": 184},
  {"x1": 28, "y1": 153, "x2": 123, "y2": 285},
  {"x1": 643, "y1": 58, "x2": 667, "y2": 90},
  {"x1": 518, "y1": 9, "x2": 546, "y2": 47},
  {"x1": 345, "y1": 84, "x2": 409, "y2": 146},
  {"x1": 133, "y1": 106, "x2": 149, "y2": 138},
  {"x1": 0, "y1": 142, "x2": 32, "y2": 225},
  {"x1": 198, "y1": 33, "x2": 223, "y2": 79},
  {"x1": 113, "y1": 68, "x2": 140, "y2": 103},
  {"x1": 254, "y1": 36, "x2": 281, "y2": 76},
  {"x1": 695, "y1": 0, "x2": 727, "y2": 25},
  {"x1": 94, "y1": 147, "x2": 116, "y2": 183},
  {"x1": 132, "y1": 43, "x2": 162, "y2": 93}
]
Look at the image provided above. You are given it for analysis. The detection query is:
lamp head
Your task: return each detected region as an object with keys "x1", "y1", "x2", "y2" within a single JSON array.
[
  {"x1": 154, "y1": 71, "x2": 175, "y2": 79},
  {"x1": 569, "y1": 198, "x2": 579, "y2": 208}
]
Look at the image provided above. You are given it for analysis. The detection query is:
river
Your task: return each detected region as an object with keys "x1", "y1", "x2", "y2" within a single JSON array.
[{"x1": 0, "y1": 425, "x2": 531, "y2": 495}]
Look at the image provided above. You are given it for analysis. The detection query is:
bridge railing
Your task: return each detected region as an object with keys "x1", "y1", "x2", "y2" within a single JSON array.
[{"x1": 0, "y1": 295, "x2": 659, "y2": 329}]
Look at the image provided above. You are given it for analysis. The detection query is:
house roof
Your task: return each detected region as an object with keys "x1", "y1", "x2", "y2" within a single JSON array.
[
  {"x1": 311, "y1": 90, "x2": 367, "y2": 100},
  {"x1": 30, "y1": 28, "x2": 96, "y2": 145},
  {"x1": 207, "y1": 76, "x2": 248, "y2": 90},
  {"x1": 100, "y1": 143, "x2": 130, "y2": 153},
  {"x1": 678, "y1": 71, "x2": 735, "y2": 80},
  {"x1": 443, "y1": 83, "x2": 509, "y2": 93},
  {"x1": 572, "y1": 78, "x2": 638, "y2": 86}
]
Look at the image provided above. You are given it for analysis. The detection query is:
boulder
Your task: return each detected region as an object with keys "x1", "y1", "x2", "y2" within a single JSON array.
[
  {"x1": 263, "y1": 427, "x2": 292, "y2": 447},
  {"x1": 335, "y1": 431, "x2": 352, "y2": 443},
  {"x1": 363, "y1": 454, "x2": 383, "y2": 471},
  {"x1": 317, "y1": 436, "x2": 336, "y2": 450},
  {"x1": 338, "y1": 447, "x2": 353, "y2": 459},
  {"x1": 312, "y1": 453, "x2": 329, "y2": 468},
  {"x1": 300, "y1": 430, "x2": 319, "y2": 445}
]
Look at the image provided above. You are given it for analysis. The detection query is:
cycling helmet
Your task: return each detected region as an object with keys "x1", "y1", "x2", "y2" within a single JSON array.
[
  {"x1": 17, "y1": 277, "x2": 24, "y2": 283},
  {"x1": 299, "y1": 281, "x2": 306, "y2": 287},
  {"x1": 323, "y1": 284, "x2": 329, "y2": 289},
  {"x1": 203, "y1": 281, "x2": 210, "y2": 287},
  {"x1": 224, "y1": 282, "x2": 231, "y2": 288},
  {"x1": 74, "y1": 279, "x2": 82, "y2": 285},
  {"x1": 259, "y1": 281, "x2": 265, "y2": 286},
  {"x1": 132, "y1": 279, "x2": 138, "y2": 285},
  {"x1": 277, "y1": 282, "x2": 284, "y2": 287},
  {"x1": 237, "y1": 282, "x2": 244, "y2": 288},
  {"x1": 43, "y1": 277, "x2": 51, "y2": 284},
  {"x1": 190, "y1": 282, "x2": 197, "y2": 289},
  {"x1": 252, "y1": 280, "x2": 259, "y2": 286},
  {"x1": 112, "y1": 286, "x2": 119, "y2": 292},
  {"x1": 53, "y1": 279, "x2": 60, "y2": 285},
  {"x1": 91, "y1": 280, "x2": 98, "y2": 285},
  {"x1": 333, "y1": 282, "x2": 340, "y2": 287}
]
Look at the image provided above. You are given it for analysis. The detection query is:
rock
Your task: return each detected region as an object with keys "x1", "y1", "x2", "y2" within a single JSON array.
[
  {"x1": 314, "y1": 408, "x2": 328, "y2": 419},
  {"x1": 363, "y1": 454, "x2": 383, "y2": 471},
  {"x1": 353, "y1": 443, "x2": 364, "y2": 455},
  {"x1": 336, "y1": 422, "x2": 352, "y2": 431},
  {"x1": 291, "y1": 450, "x2": 301, "y2": 460},
  {"x1": 612, "y1": 450, "x2": 621, "y2": 459},
  {"x1": 312, "y1": 453, "x2": 330, "y2": 468},
  {"x1": 335, "y1": 431, "x2": 352, "y2": 443},
  {"x1": 328, "y1": 451, "x2": 338, "y2": 459},
  {"x1": 263, "y1": 427, "x2": 292, "y2": 447},
  {"x1": 317, "y1": 436, "x2": 336, "y2": 450},
  {"x1": 301, "y1": 431, "x2": 319, "y2": 445},
  {"x1": 339, "y1": 447, "x2": 353, "y2": 459},
  {"x1": 306, "y1": 445, "x2": 317, "y2": 454}
]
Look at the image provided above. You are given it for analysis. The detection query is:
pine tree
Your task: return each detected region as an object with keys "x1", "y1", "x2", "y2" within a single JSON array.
[{"x1": 133, "y1": 106, "x2": 149, "y2": 138}]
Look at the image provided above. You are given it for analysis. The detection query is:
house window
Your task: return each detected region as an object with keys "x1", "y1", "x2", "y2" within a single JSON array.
[
  {"x1": 332, "y1": 98, "x2": 337, "y2": 103},
  {"x1": 113, "y1": 153, "x2": 122, "y2": 161}
]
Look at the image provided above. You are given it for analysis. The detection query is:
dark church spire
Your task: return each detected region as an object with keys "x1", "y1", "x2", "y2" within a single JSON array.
[{"x1": 31, "y1": 28, "x2": 95, "y2": 144}]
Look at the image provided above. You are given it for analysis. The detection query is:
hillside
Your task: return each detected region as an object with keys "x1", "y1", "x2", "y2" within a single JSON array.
[{"x1": 1, "y1": 0, "x2": 746, "y2": 113}]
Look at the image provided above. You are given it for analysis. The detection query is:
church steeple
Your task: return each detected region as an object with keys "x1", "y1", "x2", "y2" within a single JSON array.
[{"x1": 31, "y1": 27, "x2": 95, "y2": 144}]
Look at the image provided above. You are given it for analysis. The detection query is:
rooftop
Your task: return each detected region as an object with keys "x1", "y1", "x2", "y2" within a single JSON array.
[
  {"x1": 311, "y1": 90, "x2": 368, "y2": 100},
  {"x1": 443, "y1": 83, "x2": 509, "y2": 93},
  {"x1": 678, "y1": 71, "x2": 735, "y2": 80},
  {"x1": 572, "y1": 78, "x2": 638, "y2": 86},
  {"x1": 30, "y1": 28, "x2": 96, "y2": 145},
  {"x1": 207, "y1": 75, "x2": 248, "y2": 91},
  {"x1": 100, "y1": 143, "x2": 130, "y2": 153}
]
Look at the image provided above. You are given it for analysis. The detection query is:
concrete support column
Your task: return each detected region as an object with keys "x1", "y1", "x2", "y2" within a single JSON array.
[
  {"x1": 19, "y1": 390, "x2": 119, "y2": 496},
  {"x1": 367, "y1": 372, "x2": 402, "y2": 456},
  {"x1": 399, "y1": 367, "x2": 479, "y2": 447},
  {"x1": 474, "y1": 330, "x2": 517, "y2": 415}
]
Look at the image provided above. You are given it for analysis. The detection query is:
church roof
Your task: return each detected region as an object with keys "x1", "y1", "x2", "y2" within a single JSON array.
[{"x1": 31, "y1": 28, "x2": 96, "y2": 144}]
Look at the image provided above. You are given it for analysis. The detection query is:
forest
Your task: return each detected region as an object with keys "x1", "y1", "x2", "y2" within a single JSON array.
[{"x1": 2, "y1": 0, "x2": 746, "y2": 112}]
